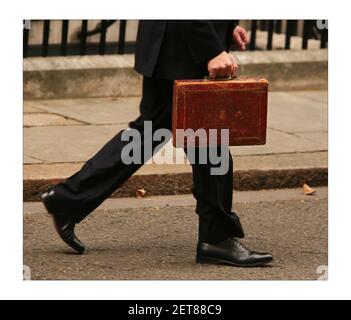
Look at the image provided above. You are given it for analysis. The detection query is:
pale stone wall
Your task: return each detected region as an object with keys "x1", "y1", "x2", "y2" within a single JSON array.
[{"x1": 23, "y1": 49, "x2": 328, "y2": 100}]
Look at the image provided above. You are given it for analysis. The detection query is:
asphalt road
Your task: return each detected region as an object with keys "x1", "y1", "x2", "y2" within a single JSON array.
[{"x1": 23, "y1": 189, "x2": 328, "y2": 280}]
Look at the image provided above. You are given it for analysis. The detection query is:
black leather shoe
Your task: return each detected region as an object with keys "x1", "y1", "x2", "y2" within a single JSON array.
[
  {"x1": 41, "y1": 190, "x2": 85, "y2": 255},
  {"x1": 196, "y1": 238, "x2": 273, "y2": 267}
]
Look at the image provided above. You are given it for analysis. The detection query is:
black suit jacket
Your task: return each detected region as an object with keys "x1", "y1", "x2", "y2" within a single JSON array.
[{"x1": 135, "y1": 20, "x2": 237, "y2": 80}]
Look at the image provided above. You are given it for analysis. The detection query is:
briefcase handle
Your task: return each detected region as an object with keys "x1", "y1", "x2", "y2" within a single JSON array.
[{"x1": 204, "y1": 73, "x2": 240, "y2": 81}]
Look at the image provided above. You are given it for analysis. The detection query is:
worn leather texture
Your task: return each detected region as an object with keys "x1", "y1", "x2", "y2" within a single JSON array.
[{"x1": 172, "y1": 77, "x2": 268, "y2": 147}]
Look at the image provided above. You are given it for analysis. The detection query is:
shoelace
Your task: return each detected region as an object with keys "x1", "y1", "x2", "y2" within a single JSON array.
[{"x1": 230, "y1": 238, "x2": 247, "y2": 250}]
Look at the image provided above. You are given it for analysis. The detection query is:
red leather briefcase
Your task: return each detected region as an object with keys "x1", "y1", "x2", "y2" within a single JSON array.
[{"x1": 172, "y1": 77, "x2": 268, "y2": 147}]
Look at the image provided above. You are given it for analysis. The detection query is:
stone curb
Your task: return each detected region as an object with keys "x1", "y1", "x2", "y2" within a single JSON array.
[{"x1": 23, "y1": 167, "x2": 328, "y2": 202}]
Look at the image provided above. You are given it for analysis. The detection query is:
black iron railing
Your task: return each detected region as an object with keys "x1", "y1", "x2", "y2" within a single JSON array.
[
  {"x1": 23, "y1": 20, "x2": 134, "y2": 57},
  {"x1": 247, "y1": 19, "x2": 328, "y2": 51},
  {"x1": 23, "y1": 20, "x2": 328, "y2": 58}
]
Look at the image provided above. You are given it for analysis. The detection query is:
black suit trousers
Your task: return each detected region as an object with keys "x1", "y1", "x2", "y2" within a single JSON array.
[{"x1": 51, "y1": 77, "x2": 244, "y2": 244}]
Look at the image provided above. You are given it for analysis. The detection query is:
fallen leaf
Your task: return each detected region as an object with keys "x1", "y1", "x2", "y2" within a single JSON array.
[
  {"x1": 136, "y1": 188, "x2": 146, "y2": 198},
  {"x1": 302, "y1": 183, "x2": 316, "y2": 195}
]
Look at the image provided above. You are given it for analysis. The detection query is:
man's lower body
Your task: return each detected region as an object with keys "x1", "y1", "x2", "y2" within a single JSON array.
[{"x1": 41, "y1": 76, "x2": 273, "y2": 267}]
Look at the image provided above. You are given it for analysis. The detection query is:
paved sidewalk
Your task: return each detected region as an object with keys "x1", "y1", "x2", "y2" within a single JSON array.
[{"x1": 23, "y1": 91, "x2": 328, "y2": 200}]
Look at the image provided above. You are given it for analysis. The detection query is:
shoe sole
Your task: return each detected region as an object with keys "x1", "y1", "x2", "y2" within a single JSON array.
[{"x1": 196, "y1": 255, "x2": 273, "y2": 267}]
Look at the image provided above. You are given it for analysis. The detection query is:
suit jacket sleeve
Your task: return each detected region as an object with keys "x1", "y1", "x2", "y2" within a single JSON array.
[{"x1": 180, "y1": 20, "x2": 229, "y2": 64}]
